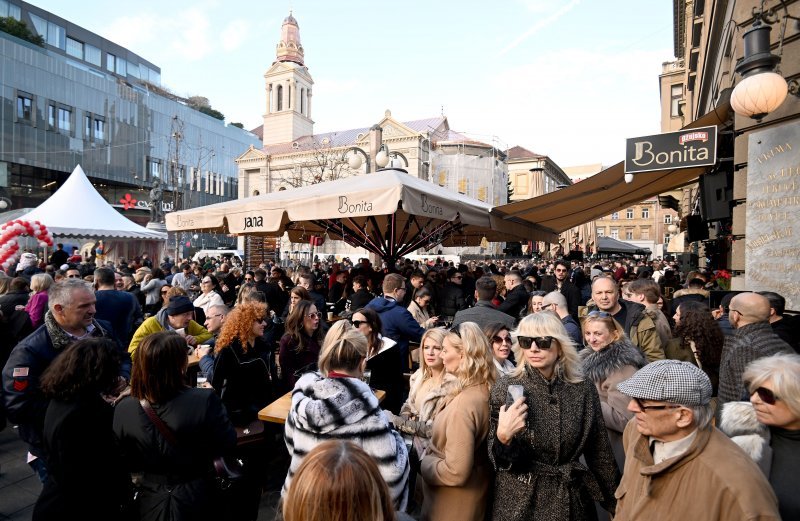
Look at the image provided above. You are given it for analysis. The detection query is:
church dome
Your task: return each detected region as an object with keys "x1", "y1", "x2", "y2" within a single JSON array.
[{"x1": 276, "y1": 11, "x2": 304, "y2": 65}]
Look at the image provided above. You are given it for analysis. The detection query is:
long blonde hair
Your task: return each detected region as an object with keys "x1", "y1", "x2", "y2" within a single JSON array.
[
  {"x1": 511, "y1": 312, "x2": 583, "y2": 384},
  {"x1": 317, "y1": 320, "x2": 368, "y2": 376},
  {"x1": 445, "y1": 322, "x2": 496, "y2": 395},
  {"x1": 419, "y1": 327, "x2": 447, "y2": 380}
]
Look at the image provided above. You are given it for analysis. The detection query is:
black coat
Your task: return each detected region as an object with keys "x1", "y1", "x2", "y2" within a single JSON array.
[
  {"x1": 437, "y1": 282, "x2": 467, "y2": 318},
  {"x1": 346, "y1": 288, "x2": 374, "y2": 313},
  {"x1": 366, "y1": 339, "x2": 405, "y2": 414},
  {"x1": 0, "y1": 290, "x2": 30, "y2": 317},
  {"x1": 113, "y1": 389, "x2": 237, "y2": 521},
  {"x1": 540, "y1": 277, "x2": 582, "y2": 320},
  {"x1": 34, "y1": 393, "x2": 129, "y2": 521},
  {"x1": 498, "y1": 285, "x2": 529, "y2": 321},
  {"x1": 211, "y1": 338, "x2": 273, "y2": 426}
]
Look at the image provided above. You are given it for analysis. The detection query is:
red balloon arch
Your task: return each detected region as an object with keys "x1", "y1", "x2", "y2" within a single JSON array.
[{"x1": 0, "y1": 219, "x2": 54, "y2": 270}]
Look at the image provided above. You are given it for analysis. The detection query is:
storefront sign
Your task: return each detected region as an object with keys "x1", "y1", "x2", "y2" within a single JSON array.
[
  {"x1": 745, "y1": 122, "x2": 800, "y2": 310},
  {"x1": 625, "y1": 126, "x2": 717, "y2": 174}
]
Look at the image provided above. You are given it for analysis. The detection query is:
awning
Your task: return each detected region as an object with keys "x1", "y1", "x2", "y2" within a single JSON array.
[
  {"x1": 596, "y1": 236, "x2": 650, "y2": 255},
  {"x1": 492, "y1": 102, "x2": 731, "y2": 236}
]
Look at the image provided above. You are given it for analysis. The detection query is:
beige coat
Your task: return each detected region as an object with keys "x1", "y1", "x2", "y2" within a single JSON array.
[
  {"x1": 615, "y1": 422, "x2": 780, "y2": 521},
  {"x1": 420, "y1": 383, "x2": 492, "y2": 521}
]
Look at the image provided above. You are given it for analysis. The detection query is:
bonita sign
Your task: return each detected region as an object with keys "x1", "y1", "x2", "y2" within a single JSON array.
[{"x1": 625, "y1": 125, "x2": 717, "y2": 174}]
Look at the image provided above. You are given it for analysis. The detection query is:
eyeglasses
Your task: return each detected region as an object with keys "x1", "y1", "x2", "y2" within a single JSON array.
[
  {"x1": 492, "y1": 335, "x2": 512, "y2": 345},
  {"x1": 207, "y1": 313, "x2": 225, "y2": 319},
  {"x1": 450, "y1": 324, "x2": 461, "y2": 337},
  {"x1": 306, "y1": 312, "x2": 322, "y2": 319},
  {"x1": 753, "y1": 387, "x2": 779, "y2": 405},
  {"x1": 632, "y1": 397, "x2": 682, "y2": 412},
  {"x1": 587, "y1": 310, "x2": 612, "y2": 318},
  {"x1": 555, "y1": 268, "x2": 568, "y2": 273},
  {"x1": 517, "y1": 335, "x2": 554, "y2": 350},
  {"x1": 541, "y1": 303, "x2": 554, "y2": 310},
  {"x1": 351, "y1": 319, "x2": 366, "y2": 328},
  {"x1": 729, "y1": 309, "x2": 743, "y2": 317}
]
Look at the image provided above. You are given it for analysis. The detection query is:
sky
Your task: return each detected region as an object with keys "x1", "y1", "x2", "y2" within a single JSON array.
[{"x1": 30, "y1": 0, "x2": 675, "y2": 167}]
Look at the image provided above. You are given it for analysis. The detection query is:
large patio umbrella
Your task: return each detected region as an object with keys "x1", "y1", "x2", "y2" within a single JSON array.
[
  {"x1": 596, "y1": 236, "x2": 651, "y2": 255},
  {"x1": 166, "y1": 169, "x2": 555, "y2": 263}
]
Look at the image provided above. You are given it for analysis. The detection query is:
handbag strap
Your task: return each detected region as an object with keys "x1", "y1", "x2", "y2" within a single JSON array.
[{"x1": 140, "y1": 399, "x2": 178, "y2": 447}]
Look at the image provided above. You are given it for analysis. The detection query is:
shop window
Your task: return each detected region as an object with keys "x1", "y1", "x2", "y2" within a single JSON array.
[{"x1": 16, "y1": 94, "x2": 33, "y2": 123}]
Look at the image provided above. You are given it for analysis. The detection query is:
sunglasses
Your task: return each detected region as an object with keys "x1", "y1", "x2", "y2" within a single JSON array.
[
  {"x1": 351, "y1": 319, "x2": 366, "y2": 328},
  {"x1": 587, "y1": 310, "x2": 612, "y2": 318},
  {"x1": 517, "y1": 335, "x2": 554, "y2": 350},
  {"x1": 632, "y1": 397, "x2": 682, "y2": 412},
  {"x1": 492, "y1": 335, "x2": 512, "y2": 345},
  {"x1": 753, "y1": 387, "x2": 779, "y2": 405}
]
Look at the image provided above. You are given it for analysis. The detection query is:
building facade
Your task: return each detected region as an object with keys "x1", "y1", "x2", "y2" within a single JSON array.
[
  {"x1": 1, "y1": 0, "x2": 260, "y2": 258},
  {"x1": 238, "y1": 14, "x2": 510, "y2": 262},
  {"x1": 665, "y1": 0, "x2": 800, "y2": 307},
  {"x1": 594, "y1": 198, "x2": 679, "y2": 258}
]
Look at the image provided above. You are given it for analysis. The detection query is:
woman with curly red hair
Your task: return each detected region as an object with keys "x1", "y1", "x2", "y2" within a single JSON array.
[{"x1": 211, "y1": 301, "x2": 273, "y2": 425}]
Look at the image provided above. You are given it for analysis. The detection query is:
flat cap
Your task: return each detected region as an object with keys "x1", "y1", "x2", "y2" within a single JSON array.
[{"x1": 616, "y1": 359, "x2": 712, "y2": 406}]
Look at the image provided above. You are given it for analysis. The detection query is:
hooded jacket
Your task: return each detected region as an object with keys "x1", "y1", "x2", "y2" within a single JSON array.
[
  {"x1": 366, "y1": 296, "x2": 424, "y2": 368},
  {"x1": 283, "y1": 372, "x2": 410, "y2": 510}
]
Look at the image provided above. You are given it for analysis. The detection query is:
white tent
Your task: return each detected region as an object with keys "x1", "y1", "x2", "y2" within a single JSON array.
[{"x1": 20, "y1": 165, "x2": 167, "y2": 240}]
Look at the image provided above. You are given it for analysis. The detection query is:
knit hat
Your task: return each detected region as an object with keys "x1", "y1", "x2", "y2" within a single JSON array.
[
  {"x1": 616, "y1": 359, "x2": 712, "y2": 406},
  {"x1": 166, "y1": 296, "x2": 194, "y2": 316}
]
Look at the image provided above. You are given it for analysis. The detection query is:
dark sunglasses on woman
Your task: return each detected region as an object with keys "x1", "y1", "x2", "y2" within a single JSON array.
[{"x1": 517, "y1": 335, "x2": 554, "y2": 350}]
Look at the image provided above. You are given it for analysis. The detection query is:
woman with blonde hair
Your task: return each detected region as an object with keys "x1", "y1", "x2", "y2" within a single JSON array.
[
  {"x1": 580, "y1": 311, "x2": 645, "y2": 469},
  {"x1": 284, "y1": 320, "x2": 409, "y2": 510},
  {"x1": 25, "y1": 273, "x2": 53, "y2": 328},
  {"x1": 283, "y1": 440, "x2": 403, "y2": 521},
  {"x1": 393, "y1": 328, "x2": 459, "y2": 450},
  {"x1": 489, "y1": 312, "x2": 619, "y2": 521},
  {"x1": 419, "y1": 322, "x2": 495, "y2": 521}
]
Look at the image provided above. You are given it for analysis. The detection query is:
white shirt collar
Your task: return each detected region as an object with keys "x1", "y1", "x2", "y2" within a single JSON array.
[{"x1": 649, "y1": 429, "x2": 698, "y2": 464}]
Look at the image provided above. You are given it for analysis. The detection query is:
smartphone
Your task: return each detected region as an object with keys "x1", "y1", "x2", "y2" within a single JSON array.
[{"x1": 506, "y1": 384, "x2": 525, "y2": 408}]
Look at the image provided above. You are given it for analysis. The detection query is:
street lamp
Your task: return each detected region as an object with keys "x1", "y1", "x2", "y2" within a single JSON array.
[
  {"x1": 375, "y1": 144, "x2": 390, "y2": 168},
  {"x1": 346, "y1": 147, "x2": 370, "y2": 172}
]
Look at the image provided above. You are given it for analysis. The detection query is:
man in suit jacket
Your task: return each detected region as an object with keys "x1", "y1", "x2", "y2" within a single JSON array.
[
  {"x1": 452, "y1": 276, "x2": 514, "y2": 330},
  {"x1": 498, "y1": 270, "x2": 528, "y2": 322}
]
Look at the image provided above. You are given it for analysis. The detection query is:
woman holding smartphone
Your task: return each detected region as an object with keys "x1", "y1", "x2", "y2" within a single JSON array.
[{"x1": 489, "y1": 312, "x2": 619, "y2": 521}]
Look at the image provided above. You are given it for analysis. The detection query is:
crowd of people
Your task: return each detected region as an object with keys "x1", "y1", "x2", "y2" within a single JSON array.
[{"x1": 0, "y1": 247, "x2": 798, "y2": 520}]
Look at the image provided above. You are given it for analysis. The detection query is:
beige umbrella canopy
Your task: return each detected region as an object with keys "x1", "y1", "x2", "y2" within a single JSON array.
[{"x1": 166, "y1": 169, "x2": 554, "y2": 261}]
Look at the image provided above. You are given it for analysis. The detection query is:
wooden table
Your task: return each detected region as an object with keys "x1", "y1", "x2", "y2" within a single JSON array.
[
  {"x1": 188, "y1": 351, "x2": 201, "y2": 367},
  {"x1": 258, "y1": 388, "x2": 386, "y2": 424}
]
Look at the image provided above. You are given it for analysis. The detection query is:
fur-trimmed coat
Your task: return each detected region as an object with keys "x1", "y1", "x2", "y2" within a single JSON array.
[
  {"x1": 395, "y1": 371, "x2": 459, "y2": 441},
  {"x1": 581, "y1": 338, "x2": 646, "y2": 470},
  {"x1": 719, "y1": 401, "x2": 771, "y2": 471},
  {"x1": 283, "y1": 372, "x2": 410, "y2": 510},
  {"x1": 581, "y1": 338, "x2": 646, "y2": 434}
]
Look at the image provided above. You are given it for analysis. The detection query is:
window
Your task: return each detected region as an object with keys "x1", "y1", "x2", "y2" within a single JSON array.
[
  {"x1": 664, "y1": 234, "x2": 671, "y2": 244},
  {"x1": 16, "y1": 94, "x2": 33, "y2": 122},
  {"x1": 641, "y1": 228, "x2": 650, "y2": 240},
  {"x1": 29, "y1": 13, "x2": 47, "y2": 38},
  {"x1": 148, "y1": 158, "x2": 161, "y2": 180},
  {"x1": 515, "y1": 173, "x2": 529, "y2": 195},
  {"x1": 84, "y1": 115, "x2": 91, "y2": 138},
  {"x1": 664, "y1": 214, "x2": 672, "y2": 224},
  {"x1": 626, "y1": 208, "x2": 634, "y2": 219},
  {"x1": 300, "y1": 87, "x2": 305, "y2": 115},
  {"x1": 127, "y1": 62, "x2": 140, "y2": 79},
  {"x1": 47, "y1": 104, "x2": 56, "y2": 128},
  {"x1": 57, "y1": 107, "x2": 71, "y2": 132},
  {"x1": 611, "y1": 212, "x2": 619, "y2": 220},
  {"x1": 611, "y1": 228, "x2": 619, "y2": 240},
  {"x1": 46, "y1": 22, "x2": 65, "y2": 49},
  {"x1": 0, "y1": 0, "x2": 21, "y2": 20},
  {"x1": 106, "y1": 53, "x2": 116, "y2": 73},
  {"x1": 84, "y1": 45, "x2": 101, "y2": 66},
  {"x1": 625, "y1": 230, "x2": 634, "y2": 240},
  {"x1": 66, "y1": 37, "x2": 83, "y2": 59},
  {"x1": 642, "y1": 207, "x2": 650, "y2": 219},
  {"x1": 276, "y1": 85, "x2": 283, "y2": 111},
  {"x1": 115, "y1": 56, "x2": 127, "y2": 76},
  {"x1": 597, "y1": 228, "x2": 605, "y2": 237},
  {"x1": 670, "y1": 84, "x2": 683, "y2": 117},
  {"x1": 94, "y1": 118, "x2": 105, "y2": 141}
]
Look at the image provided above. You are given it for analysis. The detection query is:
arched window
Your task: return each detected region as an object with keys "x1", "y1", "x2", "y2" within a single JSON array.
[{"x1": 277, "y1": 85, "x2": 283, "y2": 111}]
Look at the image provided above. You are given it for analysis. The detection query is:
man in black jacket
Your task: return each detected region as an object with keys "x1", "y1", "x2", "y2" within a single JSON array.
[
  {"x1": 2, "y1": 279, "x2": 128, "y2": 481},
  {"x1": 437, "y1": 268, "x2": 467, "y2": 319},
  {"x1": 346, "y1": 275, "x2": 374, "y2": 314},
  {"x1": 498, "y1": 270, "x2": 528, "y2": 322},
  {"x1": 539, "y1": 259, "x2": 582, "y2": 320}
]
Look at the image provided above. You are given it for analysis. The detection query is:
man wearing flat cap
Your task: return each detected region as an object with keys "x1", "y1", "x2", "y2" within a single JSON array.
[
  {"x1": 128, "y1": 295, "x2": 212, "y2": 359},
  {"x1": 613, "y1": 360, "x2": 780, "y2": 521}
]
